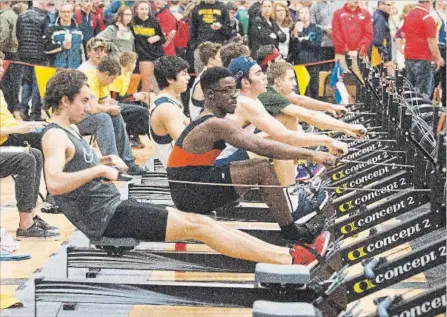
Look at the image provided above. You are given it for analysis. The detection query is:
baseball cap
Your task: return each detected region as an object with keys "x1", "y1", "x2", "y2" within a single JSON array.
[
  {"x1": 86, "y1": 38, "x2": 108, "y2": 51},
  {"x1": 228, "y1": 56, "x2": 257, "y2": 82}
]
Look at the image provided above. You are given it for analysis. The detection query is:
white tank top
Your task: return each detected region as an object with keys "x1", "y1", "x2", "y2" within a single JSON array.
[
  {"x1": 149, "y1": 96, "x2": 184, "y2": 168},
  {"x1": 189, "y1": 75, "x2": 204, "y2": 121}
]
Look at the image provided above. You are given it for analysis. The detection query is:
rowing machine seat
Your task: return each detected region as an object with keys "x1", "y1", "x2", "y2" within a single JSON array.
[
  {"x1": 252, "y1": 301, "x2": 322, "y2": 317},
  {"x1": 255, "y1": 264, "x2": 310, "y2": 285},
  {"x1": 90, "y1": 237, "x2": 140, "y2": 247},
  {"x1": 90, "y1": 237, "x2": 140, "y2": 256}
]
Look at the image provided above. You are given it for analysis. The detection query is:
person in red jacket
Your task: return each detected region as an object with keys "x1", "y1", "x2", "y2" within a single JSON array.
[
  {"x1": 401, "y1": 0, "x2": 445, "y2": 97},
  {"x1": 332, "y1": 0, "x2": 373, "y2": 73},
  {"x1": 155, "y1": 0, "x2": 178, "y2": 56}
]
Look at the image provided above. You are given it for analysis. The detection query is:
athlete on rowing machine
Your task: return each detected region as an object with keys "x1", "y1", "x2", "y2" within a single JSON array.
[
  {"x1": 214, "y1": 56, "x2": 349, "y2": 168},
  {"x1": 167, "y1": 66, "x2": 335, "y2": 249},
  {"x1": 150, "y1": 56, "x2": 191, "y2": 168},
  {"x1": 260, "y1": 61, "x2": 367, "y2": 202},
  {"x1": 41, "y1": 69, "x2": 329, "y2": 266}
]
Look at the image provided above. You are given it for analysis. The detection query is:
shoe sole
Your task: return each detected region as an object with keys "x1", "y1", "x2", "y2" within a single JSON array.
[{"x1": 16, "y1": 235, "x2": 60, "y2": 241}]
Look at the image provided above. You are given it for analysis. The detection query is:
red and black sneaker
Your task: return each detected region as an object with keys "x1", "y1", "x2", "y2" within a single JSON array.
[{"x1": 290, "y1": 231, "x2": 330, "y2": 267}]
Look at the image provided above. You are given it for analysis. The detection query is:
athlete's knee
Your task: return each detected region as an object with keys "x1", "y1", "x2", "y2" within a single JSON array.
[
  {"x1": 17, "y1": 152, "x2": 37, "y2": 174},
  {"x1": 180, "y1": 211, "x2": 215, "y2": 232}
]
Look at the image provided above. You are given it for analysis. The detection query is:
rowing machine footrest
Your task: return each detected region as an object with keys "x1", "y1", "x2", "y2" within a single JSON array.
[
  {"x1": 254, "y1": 264, "x2": 310, "y2": 285},
  {"x1": 253, "y1": 301, "x2": 321, "y2": 317}
]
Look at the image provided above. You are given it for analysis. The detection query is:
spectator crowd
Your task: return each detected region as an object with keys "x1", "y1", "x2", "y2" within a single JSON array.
[{"x1": 0, "y1": 0, "x2": 445, "y2": 240}]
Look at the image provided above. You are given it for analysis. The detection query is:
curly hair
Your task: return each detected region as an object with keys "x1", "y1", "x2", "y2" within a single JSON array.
[
  {"x1": 220, "y1": 43, "x2": 250, "y2": 68},
  {"x1": 154, "y1": 56, "x2": 189, "y2": 90},
  {"x1": 44, "y1": 70, "x2": 87, "y2": 112}
]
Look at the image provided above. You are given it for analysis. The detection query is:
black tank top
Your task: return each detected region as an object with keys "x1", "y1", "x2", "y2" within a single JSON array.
[{"x1": 42, "y1": 123, "x2": 121, "y2": 238}]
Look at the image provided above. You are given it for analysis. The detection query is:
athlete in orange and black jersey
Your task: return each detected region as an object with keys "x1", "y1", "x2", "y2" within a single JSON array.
[
  {"x1": 166, "y1": 66, "x2": 336, "y2": 246},
  {"x1": 167, "y1": 115, "x2": 239, "y2": 214}
]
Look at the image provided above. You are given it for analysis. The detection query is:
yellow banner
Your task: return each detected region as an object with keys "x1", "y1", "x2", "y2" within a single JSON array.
[
  {"x1": 34, "y1": 65, "x2": 57, "y2": 98},
  {"x1": 294, "y1": 65, "x2": 310, "y2": 95}
]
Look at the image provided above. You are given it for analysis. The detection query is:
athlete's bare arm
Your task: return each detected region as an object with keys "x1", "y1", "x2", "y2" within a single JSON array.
[
  {"x1": 42, "y1": 129, "x2": 119, "y2": 196},
  {"x1": 280, "y1": 104, "x2": 366, "y2": 137},
  {"x1": 203, "y1": 117, "x2": 335, "y2": 163},
  {"x1": 286, "y1": 91, "x2": 348, "y2": 116},
  {"x1": 152, "y1": 103, "x2": 188, "y2": 141},
  {"x1": 236, "y1": 96, "x2": 348, "y2": 153}
]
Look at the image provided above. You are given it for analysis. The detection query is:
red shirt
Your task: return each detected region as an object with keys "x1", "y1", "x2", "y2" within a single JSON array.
[
  {"x1": 402, "y1": 5, "x2": 437, "y2": 61},
  {"x1": 155, "y1": 7, "x2": 177, "y2": 56},
  {"x1": 332, "y1": 4, "x2": 373, "y2": 55}
]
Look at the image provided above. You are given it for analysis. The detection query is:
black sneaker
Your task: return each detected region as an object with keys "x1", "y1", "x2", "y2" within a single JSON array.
[
  {"x1": 292, "y1": 190, "x2": 330, "y2": 224},
  {"x1": 16, "y1": 222, "x2": 60, "y2": 241},
  {"x1": 33, "y1": 215, "x2": 59, "y2": 232},
  {"x1": 127, "y1": 164, "x2": 149, "y2": 176},
  {"x1": 283, "y1": 222, "x2": 325, "y2": 244}
]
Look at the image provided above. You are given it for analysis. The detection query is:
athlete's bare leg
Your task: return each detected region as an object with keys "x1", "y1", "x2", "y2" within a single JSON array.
[
  {"x1": 229, "y1": 158, "x2": 294, "y2": 227},
  {"x1": 165, "y1": 208, "x2": 292, "y2": 264}
]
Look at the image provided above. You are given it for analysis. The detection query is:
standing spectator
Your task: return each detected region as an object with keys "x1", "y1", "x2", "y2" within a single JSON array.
[
  {"x1": 332, "y1": 0, "x2": 373, "y2": 73},
  {"x1": 75, "y1": 0, "x2": 100, "y2": 52},
  {"x1": 434, "y1": 0, "x2": 446, "y2": 99},
  {"x1": 46, "y1": 1, "x2": 58, "y2": 26},
  {"x1": 288, "y1": 6, "x2": 323, "y2": 99},
  {"x1": 155, "y1": 0, "x2": 178, "y2": 56},
  {"x1": 132, "y1": 0, "x2": 165, "y2": 103},
  {"x1": 44, "y1": 4, "x2": 84, "y2": 69},
  {"x1": 249, "y1": 0, "x2": 286, "y2": 58},
  {"x1": 14, "y1": 0, "x2": 52, "y2": 121},
  {"x1": 97, "y1": 5, "x2": 135, "y2": 57},
  {"x1": 227, "y1": 2, "x2": 244, "y2": 41},
  {"x1": 189, "y1": 0, "x2": 231, "y2": 73},
  {"x1": 0, "y1": 0, "x2": 19, "y2": 114},
  {"x1": 104, "y1": 0, "x2": 135, "y2": 24},
  {"x1": 236, "y1": 0, "x2": 250, "y2": 36},
  {"x1": 0, "y1": 0, "x2": 18, "y2": 61},
  {"x1": 247, "y1": 0, "x2": 262, "y2": 48},
  {"x1": 311, "y1": 0, "x2": 344, "y2": 71},
  {"x1": 371, "y1": 1, "x2": 393, "y2": 75},
  {"x1": 394, "y1": 4, "x2": 415, "y2": 71},
  {"x1": 402, "y1": 0, "x2": 445, "y2": 97},
  {"x1": 274, "y1": 2, "x2": 293, "y2": 59},
  {"x1": 92, "y1": 0, "x2": 106, "y2": 32}
]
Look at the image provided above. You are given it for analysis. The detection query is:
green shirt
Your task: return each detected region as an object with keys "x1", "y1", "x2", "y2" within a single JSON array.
[{"x1": 258, "y1": 87, "x2": 290, "y2": 116}]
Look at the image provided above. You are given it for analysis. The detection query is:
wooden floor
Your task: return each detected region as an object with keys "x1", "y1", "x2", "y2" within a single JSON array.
[{"x1": 0, "y1": 136, "x2": 443, "y2": 317}]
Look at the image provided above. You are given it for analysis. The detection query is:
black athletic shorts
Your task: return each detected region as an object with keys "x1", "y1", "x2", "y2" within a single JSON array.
[
  {"x1": 167, "y1": 165, "x2": 240, "y2": 214},
  {"x1": 102, "y1": 199, "x2": 168, "y2": 241}
]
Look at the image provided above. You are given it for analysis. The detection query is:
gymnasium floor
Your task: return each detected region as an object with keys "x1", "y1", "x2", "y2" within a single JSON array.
[{"x1": 0, "y1": 136, "x2": 445, "y2": 317}]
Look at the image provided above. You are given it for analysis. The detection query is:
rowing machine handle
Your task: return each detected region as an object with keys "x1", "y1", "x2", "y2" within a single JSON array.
[
  {"x1": 362, "y1": 257, "x2": 386, "y2": 278},
  {"x1": 358, "y1": 128, "x2": 367, "y2": 137}
]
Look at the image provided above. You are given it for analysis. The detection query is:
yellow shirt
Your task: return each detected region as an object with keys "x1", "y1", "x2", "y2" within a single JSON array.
[
  {"x1": 109, "y1": 72, "x2": 131, "y2": 97},
  {"x1": 83, "y1": 69, "x2": 110, "y2": 101},
  {"x1": 0, "y1": 90, "x2": 18, "y2": 145}
]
